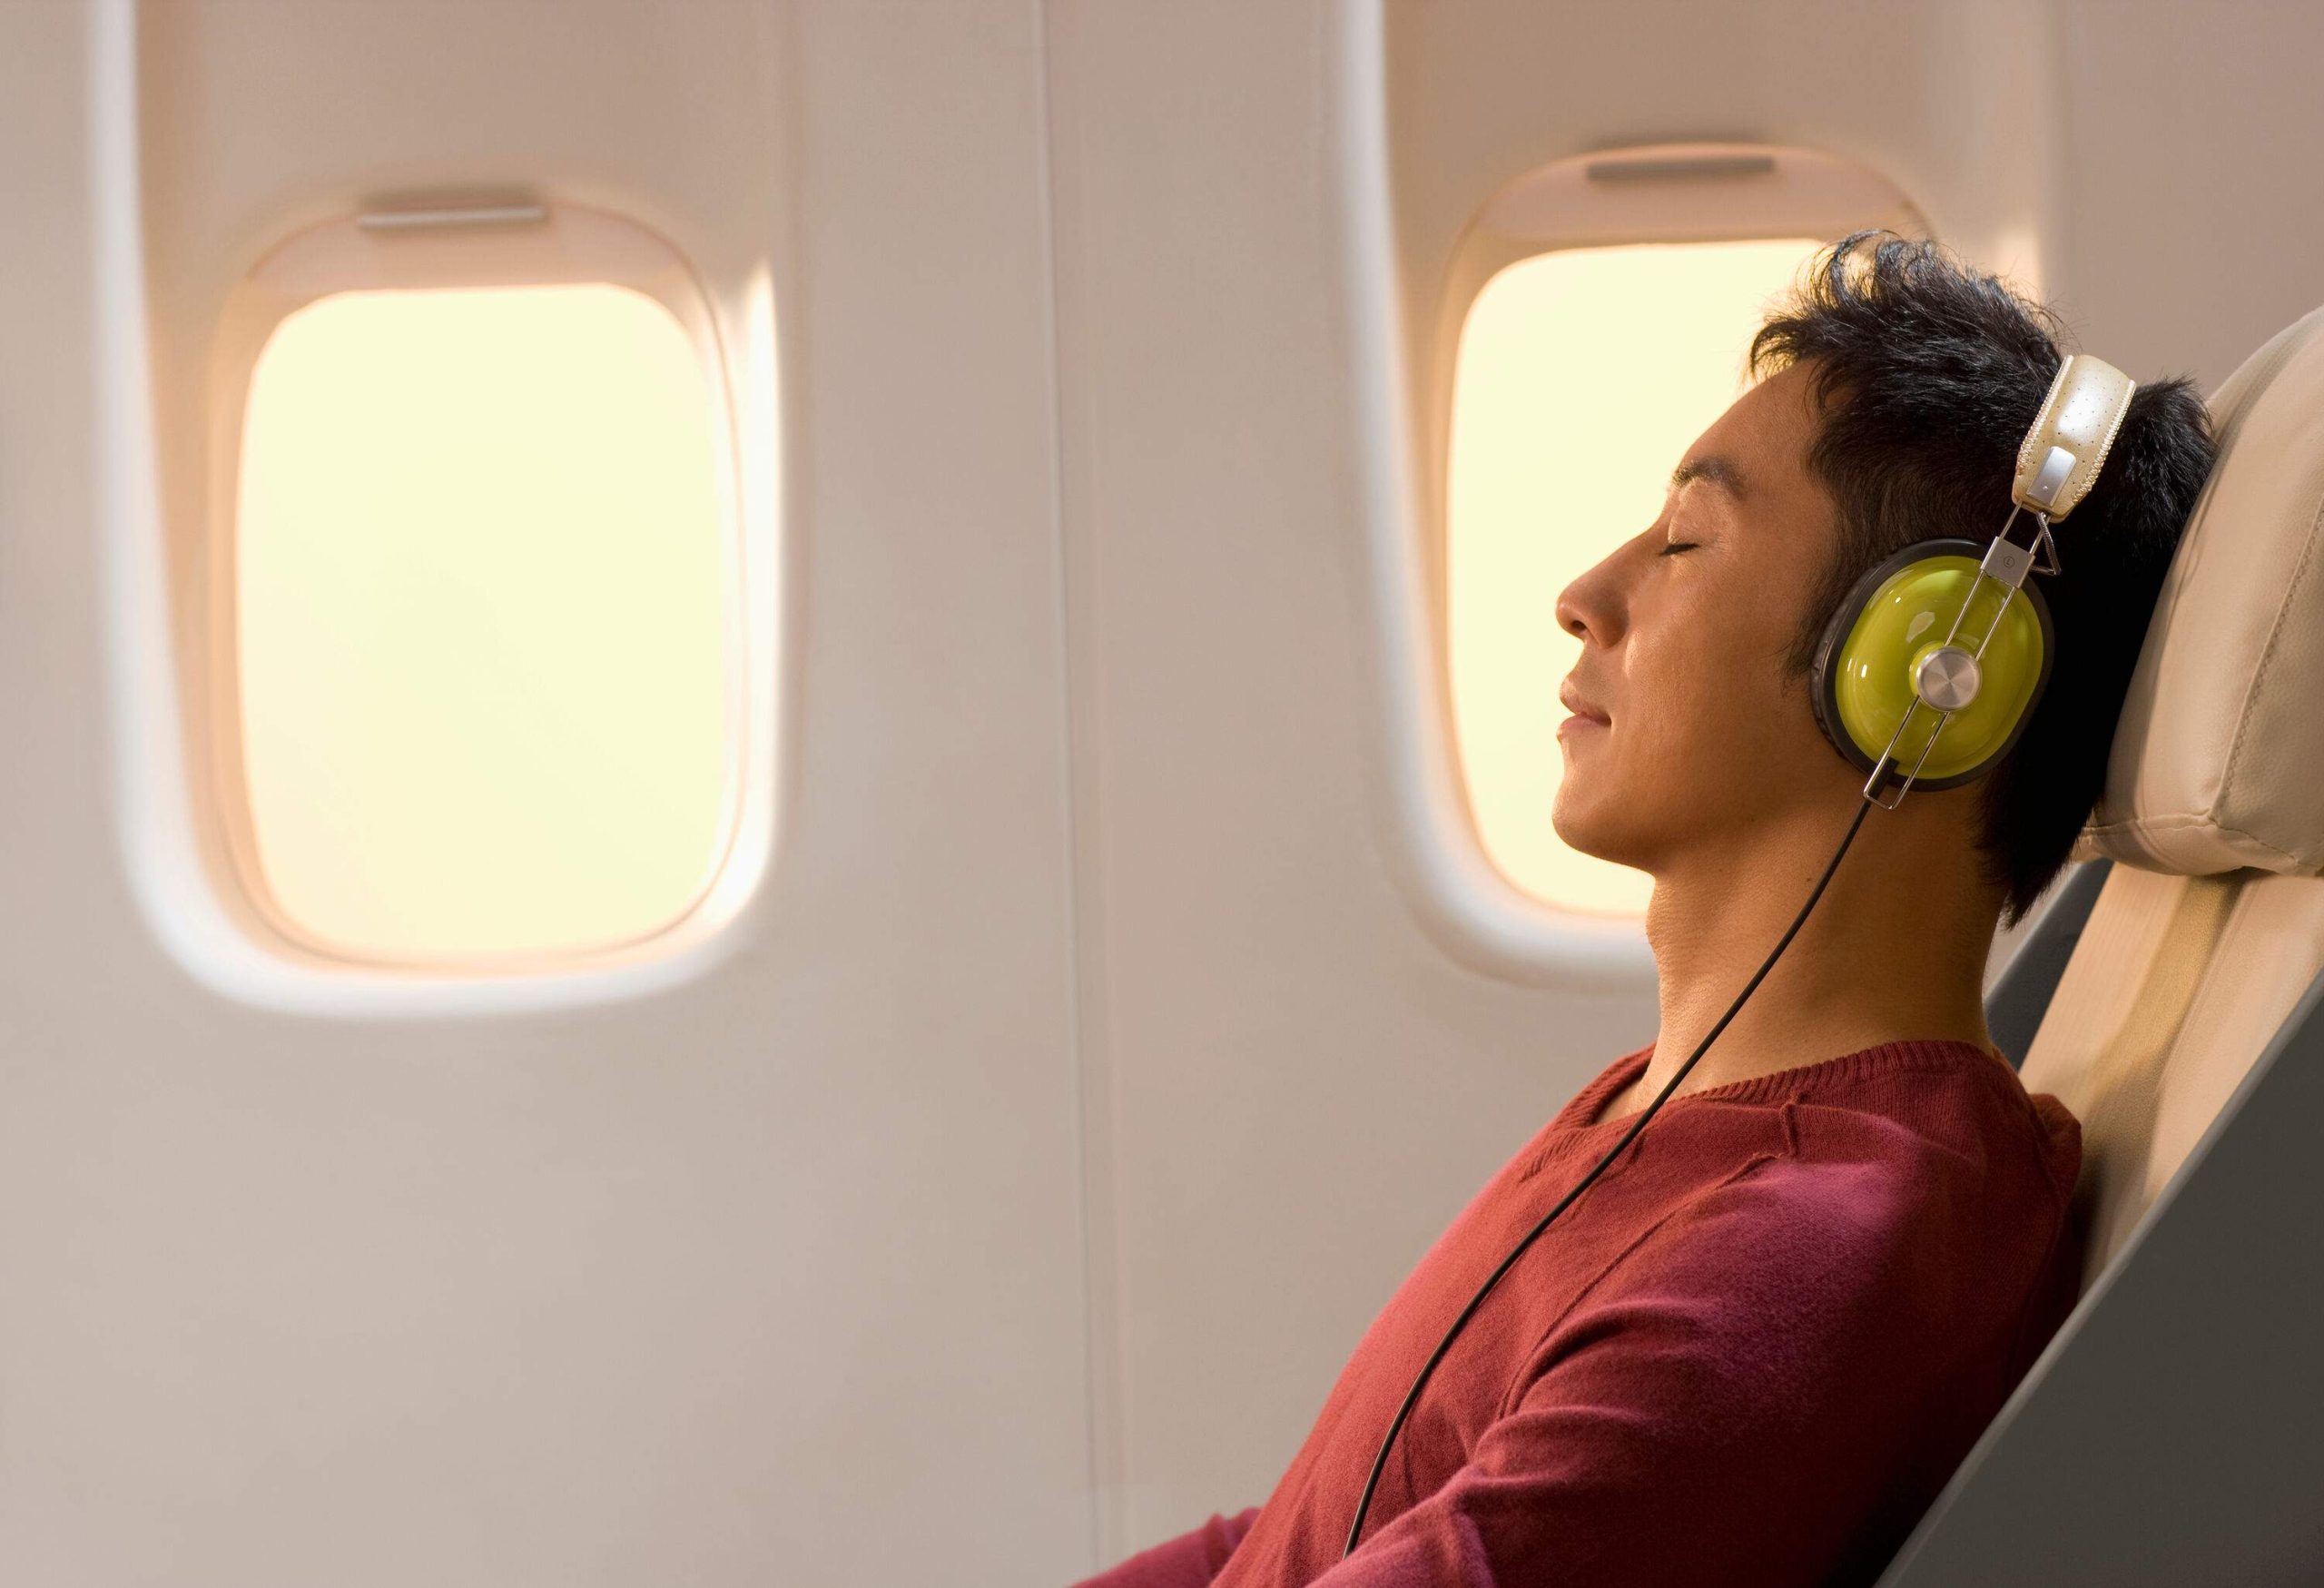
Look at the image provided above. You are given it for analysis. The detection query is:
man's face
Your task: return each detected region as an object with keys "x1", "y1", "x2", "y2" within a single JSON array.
[{"x1": 1551, "y1": 360, "x2": 1852, "y2": 873}]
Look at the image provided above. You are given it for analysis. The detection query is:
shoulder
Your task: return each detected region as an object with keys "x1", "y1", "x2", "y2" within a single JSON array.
[
  {"x1": 1607, "y1": 1049, "x2": 2080, "y2": 1322},
  {"x1": 1608, "y1": 1149, "x2": 1938, "y2": 1308},
  {"x1": 1777, "y1": 1044, "x2": 2082, "y2": 1222},
  {"x1": 1521, "y1": 1152, "x2": 1961, "y2": 1434}
]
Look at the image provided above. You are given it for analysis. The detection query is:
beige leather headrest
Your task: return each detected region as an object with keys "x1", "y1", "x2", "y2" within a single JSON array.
[{"x1": 2074, "y1": 308, "x2": 2324, "y2": 875}]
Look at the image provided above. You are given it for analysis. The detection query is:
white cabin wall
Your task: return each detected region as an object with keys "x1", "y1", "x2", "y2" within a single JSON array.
[
  {"x1": 2056, "y1": 0, "x2": 2324, "y2": 390},
  {"x1": 1382, "y1": 0, "x2": 2062, "y2": 291},
  {"x1": 5, "y1": 2, "x2": 1095, "y2": 1584}
]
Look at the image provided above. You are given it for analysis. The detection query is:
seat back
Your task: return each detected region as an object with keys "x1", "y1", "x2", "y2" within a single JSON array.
[
  {"x1": 2021, "y1": 303, "x2": 2324, "y2": 1285},
  {"x1": 2021, "y1": 867, "x2": 2324, "y2": 1281}
]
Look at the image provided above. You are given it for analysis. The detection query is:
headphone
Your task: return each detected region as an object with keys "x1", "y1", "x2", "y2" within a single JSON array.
[
  {"x1": 1807, "y1": 352, "x2": 2138, "y2": 804},
  {"x1": 1342, "y1": 352, "x2": 2140, "y2": 1560}
]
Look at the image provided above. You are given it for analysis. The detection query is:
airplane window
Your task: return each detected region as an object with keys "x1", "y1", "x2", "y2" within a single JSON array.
[
  {"x1": 1446, "y1": 238, "x2": 1821, "y2": 917},
  {"x1": 231, "y1": 281, "x2": 734, "y2": 965}
]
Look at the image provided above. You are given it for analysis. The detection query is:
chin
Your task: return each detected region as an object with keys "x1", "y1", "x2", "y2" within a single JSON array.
[
  {"x1": 1549, "y1": 792, "x2": 1613, "y2": 863},
  {"x1": 1552, "y1": 784, "x2": 1656, "y2": 873}
]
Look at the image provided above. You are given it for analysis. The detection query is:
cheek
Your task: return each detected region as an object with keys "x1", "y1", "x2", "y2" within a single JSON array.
[{"x1": 1621, "y1": 605, "x2": 1816, "y2": 772}]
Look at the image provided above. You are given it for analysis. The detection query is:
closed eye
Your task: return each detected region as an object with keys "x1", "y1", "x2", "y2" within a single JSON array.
[{"x1": 1659, "y1": 541, "x2": 1700, "y2": 557}]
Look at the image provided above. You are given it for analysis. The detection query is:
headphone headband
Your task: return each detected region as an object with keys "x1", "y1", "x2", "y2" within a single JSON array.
[{"x1": 2014, "y1": 352, "x2": 2137, "y2": 520}]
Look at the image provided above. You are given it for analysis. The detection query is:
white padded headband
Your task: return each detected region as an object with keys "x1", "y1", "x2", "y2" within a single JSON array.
[{"x1": 2014, "y1": 352, "x2": 2138, "y2": 519}]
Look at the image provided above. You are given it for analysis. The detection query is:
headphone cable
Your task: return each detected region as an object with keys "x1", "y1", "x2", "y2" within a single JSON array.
[{"x1": 1341, "y1": 793, "x2": 1878, "y2": 1559}]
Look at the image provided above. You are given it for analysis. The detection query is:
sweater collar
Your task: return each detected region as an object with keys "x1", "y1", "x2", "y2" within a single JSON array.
[{"x1": 1552, "y1": 1035, "x2": 2013, "y2": 1134}]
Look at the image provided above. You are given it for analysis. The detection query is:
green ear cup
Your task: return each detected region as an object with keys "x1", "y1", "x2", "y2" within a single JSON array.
[{"x1": 1810, "y1": 538, "x2": 2053, "y2": 790}]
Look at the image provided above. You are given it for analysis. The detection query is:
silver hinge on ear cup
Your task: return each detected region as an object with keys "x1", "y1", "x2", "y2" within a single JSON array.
[
  {"x1": 1980, "y1": 532, "x2": 2034, "y2": 587},
  {"x1": 2029, "y1": 514, "x2": 2063, "y2": 576},
  {"x1": 1978, "y1": 503, "x2": 2062, "y2": 588}
]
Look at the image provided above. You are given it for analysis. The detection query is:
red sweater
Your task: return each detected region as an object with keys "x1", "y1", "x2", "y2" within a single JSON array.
[{"x1": 1070, "y1": 1039, "x2": 2083, "y2": 1588}]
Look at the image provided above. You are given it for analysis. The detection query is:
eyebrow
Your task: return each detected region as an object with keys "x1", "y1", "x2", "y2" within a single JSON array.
[{"x1": 1669, "y1": 454, "x2": 1748, "y2": 499}]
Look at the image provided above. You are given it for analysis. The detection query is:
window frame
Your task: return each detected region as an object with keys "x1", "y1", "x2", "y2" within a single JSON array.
[{"x1": 199, "y1": 198, "x2": 758, "y2": 978}]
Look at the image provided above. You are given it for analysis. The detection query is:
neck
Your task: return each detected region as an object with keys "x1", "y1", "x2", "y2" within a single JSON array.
[{"x1": 1638, "y1": 793, "x2": 2004, "y2": 1104}]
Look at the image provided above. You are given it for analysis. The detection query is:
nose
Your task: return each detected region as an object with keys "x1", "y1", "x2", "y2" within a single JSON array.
[{"x1": 1555, "y1": 548, "x2": 1627, "y2": 648}]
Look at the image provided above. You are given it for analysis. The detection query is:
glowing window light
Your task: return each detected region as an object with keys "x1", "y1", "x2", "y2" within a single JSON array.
[
  {"x1": 233, "y1": 282, "x2": 733, "y2": 964},
  {"x1": 1446, "y1": 239, "x2": 1822, "y2": 917}
]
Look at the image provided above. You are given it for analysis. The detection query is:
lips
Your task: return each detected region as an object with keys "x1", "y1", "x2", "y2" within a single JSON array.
[{"x1": 1558, "y1": 678, "x2": 1611, "y2": 725}]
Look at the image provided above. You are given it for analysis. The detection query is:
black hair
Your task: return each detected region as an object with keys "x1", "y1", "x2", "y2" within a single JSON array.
[{"x1": 1748, "y1": 230, "x2": 2218, "y2": 926}]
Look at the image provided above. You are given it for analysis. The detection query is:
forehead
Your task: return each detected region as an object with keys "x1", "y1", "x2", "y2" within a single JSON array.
[{"x1": 1674, "y1": 360, "x2": 1825, "y2": 508}]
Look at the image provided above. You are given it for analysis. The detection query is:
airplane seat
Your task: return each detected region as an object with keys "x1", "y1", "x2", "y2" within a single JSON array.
[
  {"x1": 2018, "y1": 301, "x2": 2324, "y2": 1287},
  {"x1": 1876, "y1": 305, "x2": 2324, "y2": 1586}
]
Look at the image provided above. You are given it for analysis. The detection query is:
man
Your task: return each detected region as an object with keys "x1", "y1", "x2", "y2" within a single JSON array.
[{"x1": 1068, "y1": 232, "x2": 2217, "y2": 1587}]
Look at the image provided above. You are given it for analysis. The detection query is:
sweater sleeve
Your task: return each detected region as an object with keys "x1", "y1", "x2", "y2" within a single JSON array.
[
  {"x1": 1067, "y1": 1506, "x2": 1264, "y2": 1588},
  {"x1": 1293, "y1": 1153, "x2": 1985, "y2": 1587}
]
